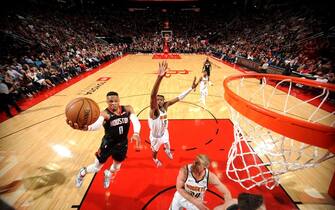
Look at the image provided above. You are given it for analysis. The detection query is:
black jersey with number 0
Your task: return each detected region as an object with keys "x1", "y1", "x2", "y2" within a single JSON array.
[
  {"x1": 103, "y1": 106, "x2": 130, "y2": 142},
  {"x1": 204, "y1": 62, "x2": 211, "y2": 71}
]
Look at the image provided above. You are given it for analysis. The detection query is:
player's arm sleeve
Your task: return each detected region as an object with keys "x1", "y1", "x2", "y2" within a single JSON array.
[
  {"x1": 87, "y1": 115, "x2": 105, "y2": 131},
  {"x1": 166, "y1": 87, "x2": 193, "y2": 107},
  {"x1": 130, "y1": 113, "x2": 141, "y2": 134},
  {"x1": 177, "y1": 87, "x2": 192, "y2": 100},
  {"x1": 126, "y1": 105, "x2": 141, "y2": 134}
]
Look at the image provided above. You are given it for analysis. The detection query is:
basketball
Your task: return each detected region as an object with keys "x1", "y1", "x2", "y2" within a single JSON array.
[{"x1": 65, "y1": 97, "x2": 100, "y2": 128}]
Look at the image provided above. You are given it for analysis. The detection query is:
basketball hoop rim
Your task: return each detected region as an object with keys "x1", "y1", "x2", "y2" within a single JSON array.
[{"x1": 223, "y1": 74, "x2": 335, "y2": 153}]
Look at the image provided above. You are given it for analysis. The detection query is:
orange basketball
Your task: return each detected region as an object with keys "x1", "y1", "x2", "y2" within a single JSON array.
[{"x1": 65, "y1": 97, "x2": 100, "y2": 128}]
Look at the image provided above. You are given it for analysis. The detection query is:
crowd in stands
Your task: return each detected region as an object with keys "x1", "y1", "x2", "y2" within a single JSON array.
[
  {"x1": 126, "y1": 6, "x2": 334, "y2": 84},
  {"x1": 0, "y1": 7, "x2": 127, "y2": 117},
  {"x1": 210, "y1": 8, "x2": 334, "y2": 83},
  {"x1": 0, "y1": 2, "x2": 334, "y2": 117}
]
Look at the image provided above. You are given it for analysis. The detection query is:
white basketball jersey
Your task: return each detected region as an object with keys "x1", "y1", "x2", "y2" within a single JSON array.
[
  {"x1": 148, "y1": 109, "x2": 168, "y2": 138},
  {"x1": 184, "y1": 164, "x2": 209, "y2": 200},
  {"x1": 200, "y1": 76, "x2": 208, "y2": 91}
]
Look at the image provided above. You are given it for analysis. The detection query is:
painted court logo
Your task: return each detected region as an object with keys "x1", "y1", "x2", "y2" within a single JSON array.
[
  {"x1": 165, "y1": 69, "x2": 190, "y2": 78},
  {"x1": 78, "y1": 77, "x2": 110, "y2": 95},
  {"x1": 148, "y1": 69, "x2": 190, "y2": 78},
  {"x1": 97, "y1": 77, "x2": 111, "y2": 81}
]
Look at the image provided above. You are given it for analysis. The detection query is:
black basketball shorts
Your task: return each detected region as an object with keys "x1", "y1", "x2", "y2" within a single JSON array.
[
  {"x1": 205, "y1": 69, "x2": 210, "y2": 76},
  {"x1": 95, "y1": 137, "x2": 128, "y2": 163}
]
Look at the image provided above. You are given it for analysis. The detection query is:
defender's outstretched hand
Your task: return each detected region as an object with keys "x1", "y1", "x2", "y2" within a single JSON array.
[{"x1": 158, "y1": 60, "x2": 168, "y2": 77}]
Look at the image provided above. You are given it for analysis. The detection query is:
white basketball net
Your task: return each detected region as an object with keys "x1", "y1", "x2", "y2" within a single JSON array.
[{"x1": 226, "y1": 77, "x2": 335, "y2": 190}]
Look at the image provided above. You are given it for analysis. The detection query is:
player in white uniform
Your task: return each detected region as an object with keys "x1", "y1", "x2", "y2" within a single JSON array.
[
  {"x1": 150, "y1": 61, "x2": 198, "y2": 167},
  {"x1": 170, "y1": 154, "x2": 232, "y2": 210},
  {"x1": 197, "y1": 70, "x2": 209, "y2": 106}
]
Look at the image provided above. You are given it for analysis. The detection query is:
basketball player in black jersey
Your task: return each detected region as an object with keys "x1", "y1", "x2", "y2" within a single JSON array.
[
  {"x1": 203, "y1": 58, "x2": 213, "y2": 85},
  {"x1": 67, "y1": 91, "x2": 141, "y2": 189}
]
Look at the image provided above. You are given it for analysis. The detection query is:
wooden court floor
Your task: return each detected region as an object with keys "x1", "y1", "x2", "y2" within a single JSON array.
[{"x1": 0, "y1": 54, "x2": 334, "y2": 209}]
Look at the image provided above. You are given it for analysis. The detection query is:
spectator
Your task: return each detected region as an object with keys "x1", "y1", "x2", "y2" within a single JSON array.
[{"x1": 0, "y1": 76, "x2": 22, "y2": 118}]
